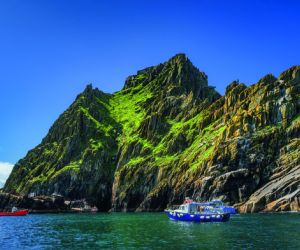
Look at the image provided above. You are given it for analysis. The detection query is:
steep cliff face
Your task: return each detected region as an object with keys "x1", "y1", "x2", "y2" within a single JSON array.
[
  {"x1": 4, "y1": 54, "x2": 300, "y2": 212},
  {"x1": 4, "y1": 85, "x2": 120, "y2": 210},
  {"x1": 112, "y1": 64, "x2": 300, "y2": 212}
]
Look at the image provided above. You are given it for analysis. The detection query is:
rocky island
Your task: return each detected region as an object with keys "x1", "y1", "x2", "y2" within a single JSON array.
[{"x1": 1, "y1": 54, "x2": 300, "y2": 213}]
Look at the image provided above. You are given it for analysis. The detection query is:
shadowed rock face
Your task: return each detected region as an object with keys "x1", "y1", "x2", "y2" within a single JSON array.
[
  {"x1": 0, "y1": 193, "x2": 67, "y2": 212},
  {"x1": 3, "y1": 55, "x2": 300, "y2": 212}
]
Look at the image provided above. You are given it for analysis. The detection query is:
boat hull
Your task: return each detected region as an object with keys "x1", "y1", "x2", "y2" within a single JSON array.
[
  {"x1": 0, "y1": 210, "x2": 29, "y2": 216},
  {"x1": 166, "y1": 211, "x2": 230, "y2": 222}
]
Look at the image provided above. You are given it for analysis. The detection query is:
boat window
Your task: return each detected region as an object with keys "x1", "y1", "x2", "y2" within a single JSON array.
[
  {"x1": 213, "y1": 201, "x2": 223, "y2": 206},
  {"x1": 179, "y1": 205, "x2": 187, "y2": 211},
  {"x1": 189, "y1": 205, "x2": 197, "y2": 213}
]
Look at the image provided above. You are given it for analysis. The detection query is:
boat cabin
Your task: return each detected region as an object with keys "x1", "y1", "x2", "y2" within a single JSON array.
[
  {"x1": 175, "y1": 204, "x2": 189, "y2": 213},
  {"x1": 209, "y1": 200, "x2": 224, "y2": 207},
  {"x1": 175, "y1": 203, "x2": 206, "y2": 214},
  {"x1": 169, "y1": 198, "x2": 235, "y2": 215}
]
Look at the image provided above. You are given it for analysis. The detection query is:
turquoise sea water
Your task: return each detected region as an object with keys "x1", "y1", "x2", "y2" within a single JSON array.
[{"x1": 0, "y1": 213, "x2": 300, "y2": 249}]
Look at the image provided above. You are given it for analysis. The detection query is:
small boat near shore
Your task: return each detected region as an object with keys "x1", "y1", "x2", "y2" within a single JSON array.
[
  {"x1": 165, "y1": 199, "x2": 231, "y2": 222},
  {"x1": 0, "y1": 209, "x2": 29, "y2": 216}
]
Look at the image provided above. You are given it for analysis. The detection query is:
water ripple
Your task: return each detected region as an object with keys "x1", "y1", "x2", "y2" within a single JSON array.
[{"x1": 0, "y1": 213, "x2": 299, "y2": 249}]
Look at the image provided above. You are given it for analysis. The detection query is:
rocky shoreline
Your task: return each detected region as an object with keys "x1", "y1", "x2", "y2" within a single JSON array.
[
  {"x1": 1, "y1": 191, "x2": 299, "y2": 213},
  {"x1": 0, "y1": 192, "x2": 68, "y2": 212},
  {"x1": 0, "y1": 192, "x2": 98, "y2": 213}
]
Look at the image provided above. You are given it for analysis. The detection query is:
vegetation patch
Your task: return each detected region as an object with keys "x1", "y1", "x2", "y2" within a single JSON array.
[
  {"x1": 253, "y1": 124, "x2": 281, "y2": 140},
  {"x1": 110, "y1": 84, "x2": 153, "y2": 144},
  {"x1": 51, "y1": 161, "x2": 81, "y2": 180}
]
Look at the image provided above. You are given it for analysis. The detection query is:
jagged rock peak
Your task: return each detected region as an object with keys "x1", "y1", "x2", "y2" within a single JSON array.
[
  {"x1": 123, "y1": 53, "x2": 216, "y2": 99},
  {"x1": 166, "y1": 53, "x2": 189, "y2": 66},
  {"x1": 279, "y1": 65, "x2": 300, "y2": 81},
  {"x1": 257, "y1": 74, "x2": 277, "y2": 85},
  {"x1": 82, "y1": 83, "x2": 94, "y2": 95},
  {"x1": 162, "y1": 53, "x2": 208, "y2": 86},
  {"x1": 79, "y1": 83, "x2": 95, "y2": 101},
  {"x1": 225, "y1": 80, "x2": 247, "y2": 95},
  {"x1": 75, "y1": 84, "x2": 109, "y2": 105},
  {"x1": 81, "y1": 83, "x2": 101, "y2": 97}
]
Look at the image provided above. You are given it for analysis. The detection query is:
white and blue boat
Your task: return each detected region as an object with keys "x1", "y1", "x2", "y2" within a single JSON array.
[{"x1": 165, "y1": 200, "x2": 230, "y2": 222}]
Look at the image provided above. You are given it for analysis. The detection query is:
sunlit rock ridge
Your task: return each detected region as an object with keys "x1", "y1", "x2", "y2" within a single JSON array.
[{"x1": 3, "y1": 54, "x2": 300, "y2": 212}]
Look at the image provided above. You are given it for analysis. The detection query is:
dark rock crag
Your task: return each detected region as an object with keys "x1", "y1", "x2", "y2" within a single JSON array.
[
  {"x1": 0, "y1": 192, "x2": 67, "y2": 212},
  {"x1": 3, "y1": 54, "x2": 300, "y2": 212}
]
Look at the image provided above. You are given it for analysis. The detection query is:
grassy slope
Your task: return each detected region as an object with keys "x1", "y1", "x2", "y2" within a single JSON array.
[{"x1": 109, "y1": 81, "x2": 225, "y2": 173}]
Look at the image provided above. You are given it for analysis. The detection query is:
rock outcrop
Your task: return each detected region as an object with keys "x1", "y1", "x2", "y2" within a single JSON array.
[
  {"x1": 3, "y1": 55, "x2": 300, "y2": 212},
  {"x1": 4, "y1": 85, "x2": 119, "y2": 211},
  {"x1": 0, "y1": 192, "x2": 67, "y2": 212}
]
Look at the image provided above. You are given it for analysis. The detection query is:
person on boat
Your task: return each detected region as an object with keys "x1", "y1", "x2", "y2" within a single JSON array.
[
  {"x1": 183, "y1": 197, "x2": 193, "y2": 204},
  {"x1": 12, "y1": 207, "x2": 18, "y2": 212}
]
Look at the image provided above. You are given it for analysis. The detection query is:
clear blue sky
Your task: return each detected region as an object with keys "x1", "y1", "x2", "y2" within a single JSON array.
[{"x1": 0, "y1": 0, "x2": 299, "y2": 166}]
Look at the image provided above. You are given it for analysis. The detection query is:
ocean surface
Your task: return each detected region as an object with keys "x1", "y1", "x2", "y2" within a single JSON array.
[{"x1": 0, "y1": 213, "x2": 300, "y2": 249}]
